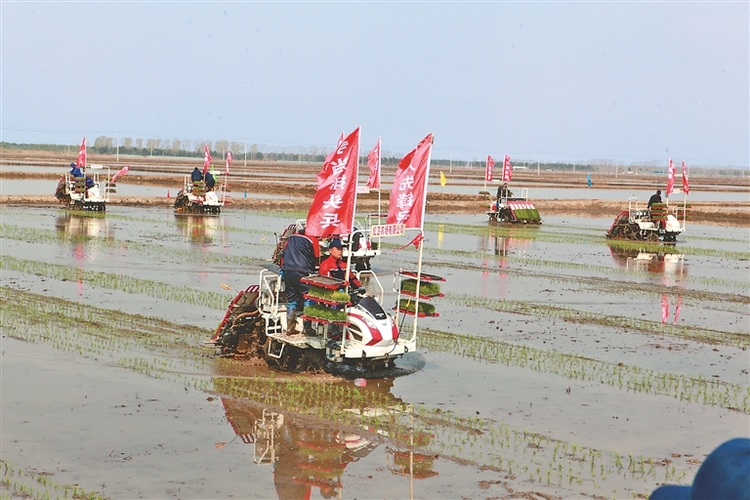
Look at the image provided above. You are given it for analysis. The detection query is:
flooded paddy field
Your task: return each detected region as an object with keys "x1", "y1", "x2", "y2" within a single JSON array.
[{"x1": 1, "y1": 204, "x2": 748, "y2": 499}]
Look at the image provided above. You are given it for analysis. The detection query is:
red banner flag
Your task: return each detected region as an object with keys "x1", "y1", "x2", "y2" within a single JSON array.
[
  {"x1": 203, "y1": 144, "x2": 212, "y2": 175},
  {"x1": 386, "y1": 133, "x2": 434, "y2": 230},
  {"x1": 485, "y1": 155, "x2": 495, "y2": 182},
  {"x1": 76, "y1": 136, "x2": 87, "y2": 168},
  {"x1": 502, "y1": 154, "x2": 512, "y2": 182},
  {"x1": 366, "y1": 137, "x2": 381, "y2": 189},
  {"x1": 305, "y1": 127, "x2": 361, "y2": 237},
  {"x1": 226, "y1": 150, "x2": 233, "y2": 175},
  {"x1": 681, "y1": 160, "x2": 690, "y2": 195},
  {"x1": 317, "y1": 132, "x2": 345, "y2": 188},
  {"x1": 110, "y1": 164, "x2": 129, "y2": 183},
  {"x1": 666, "y1": 158, "x2": 676, "y2": 196}
]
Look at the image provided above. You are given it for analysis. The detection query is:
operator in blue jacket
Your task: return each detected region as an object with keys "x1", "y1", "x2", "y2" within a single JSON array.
[{"x1": 280, "y1": 228, "x2": 320, "y2": 333}]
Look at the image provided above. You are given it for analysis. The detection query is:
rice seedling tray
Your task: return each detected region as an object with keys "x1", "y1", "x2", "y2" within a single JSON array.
[
  {"x1": 400, "y1": 289, "x2": 445, "y2": 300},
  {"x1": 395, "y1": 307, "x2": 440, "y2": 318},
  {"x1": 398, "y1": 270, "x2": 445, "y2": 282},
  {"x1": 301, "y1": 275, "x2": 347, "y2": 290},
  {"x1": 303, "y1": 294, "x2": 351, "y2": 307},
  {"x1": 300, "y1": 314, "x2": 348, "y2": 325}
]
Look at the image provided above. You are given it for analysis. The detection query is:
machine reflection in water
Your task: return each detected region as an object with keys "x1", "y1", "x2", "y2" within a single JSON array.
[
  {"x1": 174, "y1": 214, "x2": 226, "y2": 246},
  {"x1": 608, "y1": 244, "x2": 687, "y2": 324},
  {"x1": 55, "y1": 212, "x2": 113, "y2": 240},
  {"x1": 218, "y1": 376, "x2": 438, "y2": 500},
  {"x1": 607, "y1": 244, "x2": 687, "y2": 275},
  {"x1": 54, "y1": 212, "x2": 115, "y2": 295}
]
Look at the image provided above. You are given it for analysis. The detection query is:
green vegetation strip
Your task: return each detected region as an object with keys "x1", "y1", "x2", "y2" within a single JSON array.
[
  {"x1": 0, "y1": 255, "x2": 228, "y2": 310},
  {"x1": 420, "y1": 328, "x2": 750, "y2": 413},
  {"x1": 1, "y1": 460, "x2": 106, "y2": 500},
  {"x1": 423, "y1": 221, "x2": 750, "y2": 261},
  {"x1": 0, "y1": 223, "x2": 268, "y2": 268},
  {"x1": 445, "y1": 292, "x2": 750, "y2": 348},
  {"x1": 376, "y1": 243, "x2": 748, "y2": 295}
]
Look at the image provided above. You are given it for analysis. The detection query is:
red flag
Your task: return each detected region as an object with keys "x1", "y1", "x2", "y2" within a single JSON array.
[
  {"x1": 386, "y1": 133, "x2": 434, "y2": 230},
  {"x1": 366, "y1": 137, "x2": 381, "y2": 189},
  {"x1": 226, "y1": 150, "x2": 233, "y2": 175},
  {"x1": 502, "y1": 154, "x2": 512, "y2": 182},
  {"x1": 661, "y1": 295, "x2": 669, "y2": 324},
  {"x1": 485, "y1": 155, "x2": 495, "y2": 182},
  {"x1": 76, "y1": 136, "x2": 87, "y2": 168},
  {"x1": 305, "y1": 127, "x2": 360, "y2": 237},
  {"x1": 110, "y1": 164, "x2": 129, "y2": 183},
  {"x1": 681, "y1": 160, "x2": 690, "y2": 195},
  {"x1": 666, "y1": 158, "x2": 676, "y2": 196},
  {"x1": 203, "y1": 144, "x2": 212, "y2": 175},
  {"x1": 317, "y1": 132, "x2": 345, "y2": 188}
]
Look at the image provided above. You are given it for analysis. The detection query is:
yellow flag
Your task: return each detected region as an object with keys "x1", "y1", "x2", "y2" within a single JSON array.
[{"x1": 440, "y1": 171, "x2": 446, "y2": 187}]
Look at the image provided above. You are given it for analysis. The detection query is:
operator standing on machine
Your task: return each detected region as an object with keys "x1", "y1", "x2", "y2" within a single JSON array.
[{"x1": 280, "y1": 228, "x2": 319, "y2": 333}]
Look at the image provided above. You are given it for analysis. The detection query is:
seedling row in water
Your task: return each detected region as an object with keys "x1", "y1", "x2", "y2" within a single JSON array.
[
  {"x1": 419, "y1": 328, "x2": 750, "y2": 413},
  {"x1": 444, "y1": 292, "x2": 750, "y2": 348},
  {"x1": 1, "y1": 460, "x2": 105, "y2": 500}
]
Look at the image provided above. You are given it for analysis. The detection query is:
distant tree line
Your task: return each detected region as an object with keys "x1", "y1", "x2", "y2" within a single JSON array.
[{"x1": 1, "y1": 138, "x2": 746, "y2": 176}]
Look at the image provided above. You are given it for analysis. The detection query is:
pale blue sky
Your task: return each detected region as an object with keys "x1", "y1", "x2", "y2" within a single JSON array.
[{"x1": 1, "y1": 1, "x2": 747, "y2": 167}]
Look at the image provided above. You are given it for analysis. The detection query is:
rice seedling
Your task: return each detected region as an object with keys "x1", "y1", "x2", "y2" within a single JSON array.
[
  {"x1": 1, "y1": 459, "x2": 106, "y2": 500},
  {"x1": 444, "y1": 292, "x2": 750, "y2": 348},
  {"x1": 419, "y1": 328, "x2": 750, "y2": 412},
  {"x1": 0, "y1": 255, "x2": 228, "y2": 310}
]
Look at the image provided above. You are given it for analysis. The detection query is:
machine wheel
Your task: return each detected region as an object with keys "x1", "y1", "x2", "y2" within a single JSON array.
[{"x1": 265, "y1": 340, "x2": 302, "y2": 372}]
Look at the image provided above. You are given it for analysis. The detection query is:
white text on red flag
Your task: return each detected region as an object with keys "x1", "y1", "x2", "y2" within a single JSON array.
[
  {"x1": 305, "y1": 127, "x2": 361, "y2": 237},
  {"x1": 486, "y1": 155, "x2": 495, "y2": 182},
  {"x1": 386, "y1": 133, "x2": 434, "y2": 230}
]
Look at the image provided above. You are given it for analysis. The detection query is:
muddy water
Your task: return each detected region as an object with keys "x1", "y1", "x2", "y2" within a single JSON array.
[{"x1": 1, "y1": 205, "x2": 748, "y2": 499}]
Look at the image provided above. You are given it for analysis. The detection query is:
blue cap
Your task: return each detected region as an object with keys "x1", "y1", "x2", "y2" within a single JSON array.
[
  {"x1": 328, "y1": 239, "x2": 343, "y2": 249},
  {"x1": 650, "y1": 438, "x2": 750, "y2": 500},
  {"x1": 70, "y1": 162, "x2": 76, "y2": 167}
]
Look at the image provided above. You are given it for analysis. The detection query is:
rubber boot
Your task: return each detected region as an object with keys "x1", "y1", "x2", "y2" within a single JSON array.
[{"x1": 286, "y1": 309, "x2": 298, "y2": 334}]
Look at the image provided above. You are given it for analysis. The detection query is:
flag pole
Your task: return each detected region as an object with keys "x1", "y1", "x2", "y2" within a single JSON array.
[
  {"x1": 412, "y1": 135, "x2": 434, "y2": 342},
  {"x1": 377, "y1": 137, "x2": 382, "y2": 218},
  {"x1": 343, "y1": 127, "x2": 361, "y2": 291}
]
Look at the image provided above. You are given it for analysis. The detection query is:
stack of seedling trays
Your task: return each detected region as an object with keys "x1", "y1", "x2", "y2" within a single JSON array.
[
  {"x1": 397, "y1": 270, "x2": 445, "y2": 318},
  {"x1": 650, "y1": 203, "x2": 668, "y2": 222},
  {"x1": 674, "y1": 203, "x2": 692, "y2": 221},
  {"x1": 301, "y1": 275, "x2": 350, "y2": 324},
  {"x1": 74, "y1": 176, "x2": 86, "y2": 194},
  {"x1": 105, "y1": 181, "x2": 117, "y2": 194}
]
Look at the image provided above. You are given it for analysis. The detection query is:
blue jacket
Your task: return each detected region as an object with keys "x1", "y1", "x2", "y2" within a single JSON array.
[
  {"x1": 191, "y1": 168, "x2": 203, "y2": 182},
  {"x1": 281, "y1": 233, "x2": 319, "y2": 273}
]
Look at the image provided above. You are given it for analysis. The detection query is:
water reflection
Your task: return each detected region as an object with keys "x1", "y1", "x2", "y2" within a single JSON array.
[
  {"x1": 55, "y1": 212, "x2": 113, "y2": 240},
  {"x1": 607, "y1": 244, "x2": 687, "y2": 275},
  {"x1": 54, "y1": 213, "x2": 114, "y2": 295},
  {"x1": 478, "y1": 232, "x2": 534, "y2": 259},
  {"x1": 174, "y1": 214, "x2": 225, "y2": 245},
  {"x1": 216, "y1": 375, "x2": 437, "y2": 499}
]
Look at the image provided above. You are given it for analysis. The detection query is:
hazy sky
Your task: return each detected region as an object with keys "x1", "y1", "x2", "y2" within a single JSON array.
[{"x1": 2, "y1": 2, "x2": 747, "y2": 167}]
